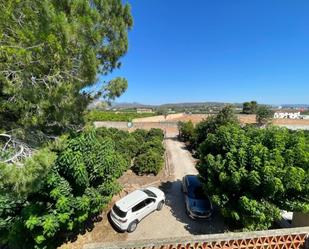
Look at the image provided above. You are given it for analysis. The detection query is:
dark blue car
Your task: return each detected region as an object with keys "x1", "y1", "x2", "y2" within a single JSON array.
[{"x1": 182, "y1": 175, "x2": 213, "y2": 219}]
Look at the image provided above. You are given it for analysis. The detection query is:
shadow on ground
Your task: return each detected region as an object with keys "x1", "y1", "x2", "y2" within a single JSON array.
[{"x1": 159, "y1": 180, "x2": 227, "y2": 235}]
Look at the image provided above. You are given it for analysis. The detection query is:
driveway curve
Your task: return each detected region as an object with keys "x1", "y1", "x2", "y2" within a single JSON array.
[{"x1": 127, "y1": 131, "x2": 226, "y2": 241}]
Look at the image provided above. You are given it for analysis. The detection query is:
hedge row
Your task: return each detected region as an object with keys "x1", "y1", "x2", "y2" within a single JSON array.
[{"x1": 85, "y1": 111, "x2": 155, "y2": 122}]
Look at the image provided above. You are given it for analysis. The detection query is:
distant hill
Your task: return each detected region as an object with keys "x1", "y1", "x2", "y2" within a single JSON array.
[
  {"x1": 111, "y1": 101, "x2": 241, "y2": 109},
  {"x1": 280, "y1": 104, "x2": 309, "y2": 108},
  {"x1": 90, "y1": 101, "x2": 309, "y2": 111},
  {"x1": 111, "y1": 102, "x2": 154, "y2": 108}
]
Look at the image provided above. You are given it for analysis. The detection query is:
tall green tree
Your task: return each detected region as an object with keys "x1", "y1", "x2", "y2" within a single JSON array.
[
  {"x1": 178, "y1": 121, "x2": 195, "y2": 142},
  {"x1": 0, "y1": 0, "x2": 133, "y2": 132},
  {"x1": 197, "y1": 124, "x2": 309, "y2": 230},
  {"x1": 256, "y1": 105, "x2": 273, "y2": 126},
  {"x1": 195, "y1": 105, "x2": 239, "y2": 148},
  {"x1": 242, "y1": 101, "x2": 258, "y2": 114}
]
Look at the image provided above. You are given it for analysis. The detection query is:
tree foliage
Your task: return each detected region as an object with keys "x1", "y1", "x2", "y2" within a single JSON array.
[
  {"x1": 178, "y1": 121, "x2": 195, "y2": 142},
  {"x1": 0, "y1": 0, "x2": 132, "y2": 132},
  {"x1": 95, "y1": 127, "x2": 165, "y2": 176},
  {"x1": 177, "y1": 107, "x2": 309, "y2": 230},
  {"x1": 132, "y1": 128, "x2": 165, "y2": 175},
  {"x1": 197, "y1": 123, "x2": 309, "y2": 230},
  {"x1": 196, "y1": 105, "x2": 238, "y2": 145},
  {"x1": 256, "y1": 105, "x2": 273, "y2": 126},
  {"x1": 133, "y1": 150, "x2": 164, "y2": 175},
  {"x1": 0, "y1": 129, "x2": 129, "y2": 248},
  {"x1": 242, "y1": 101, "x2": 258, "y2": 114}
]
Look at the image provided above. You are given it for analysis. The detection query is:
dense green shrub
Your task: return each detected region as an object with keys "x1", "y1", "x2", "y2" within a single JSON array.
[
  {"x1": 131, "y1": 129, "x2": 149, "y2": 144},
  {"x1": 147, "y1": 128, "x2": 165, "y2": 141},
  {"x1": 178, "y1": 107, "x2": 309, "y2": 230},
  {"x1": 0, "y1": 127, "x2": 166, "y2": 248},
  {"x1": 85, "y1": 111, "x2": 154, "y2": 122},
  {"x1": 139, "y1": 138, "x2": 165, "y2": 156},
  {"x1": 96, "y1": 127, "x2": 139, "y2": 166},
  {"x1": 133, "y1": 149, "x2": 164, "y2": 175},
  {"x1": 96, "y1": 127, "x2": 165, "y2": 175},
  {"x1": 197, "y1": 123, "x2": 309, "y2": 231},
  {"x1": 0, "y1": 129, "x2": 128, "y2": 249},
  {"x1": 177, "y1": 121, "x2": 196, "y2": 149},
  {"x1": 195, "y1": 105, "x2": 239, "y2": 149},
  {"x1": 131, "y1": 129, "x2": 165, "y2": 175}
]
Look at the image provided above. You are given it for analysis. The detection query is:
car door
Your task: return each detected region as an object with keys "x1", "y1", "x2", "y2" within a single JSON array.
[
  {"x1": 144, "y1": 198, "x2": 156, "y2": 213},
  {"x1": 132, "y1": 200, "x2": 147, "y2": 221}
]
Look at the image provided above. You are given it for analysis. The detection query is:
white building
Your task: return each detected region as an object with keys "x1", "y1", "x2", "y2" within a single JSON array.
[{"x1": 274, "y1": 110, "x2": 301, "y2": 119}]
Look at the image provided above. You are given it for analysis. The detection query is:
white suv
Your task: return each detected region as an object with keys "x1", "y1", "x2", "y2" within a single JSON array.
[{"x1": 110, "y1": 187, "x2": 165, "y2": 232}]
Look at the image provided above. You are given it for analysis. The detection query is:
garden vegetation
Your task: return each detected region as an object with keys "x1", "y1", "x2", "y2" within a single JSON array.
[
  {"x1": 0, "y1": 0, "x2": 166, "y2": 248},
  {"x1": 0, "y1": 127, "x2": 164, "y2": 249},
  {"x1": 178, "y1": 106, "x2": 309, "y2": 231},
  {"x1": 85, "y1": 110, "x2": 155, "y2": 122}
]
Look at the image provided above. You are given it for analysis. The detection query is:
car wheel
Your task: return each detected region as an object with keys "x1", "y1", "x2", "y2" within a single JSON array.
[
  {"x1": 127, "y1": 220, "x2": 138, "y2": 233},
  {"x1": 157, "y1": 200, "x2": 164, "y2": 211}
]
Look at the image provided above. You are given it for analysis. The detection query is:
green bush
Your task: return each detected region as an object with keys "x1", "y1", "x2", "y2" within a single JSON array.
[
  {"x1": 197, "y1": 123, "x2": 309, "y2": 231},
  {"x1": 131, "y1": 129, "x2": 165, "y2": 175},
  {"x1": 140, "y1": 138, "x2": 164, "y2": 156},
  {"x1": 147, "y1": 128, "x2": 164, "y2": 141},
  {"x1": 96, "y1": 127, "x2": 139, "y2": 166},
  {"x1": 131, "y1": 129, "x2": 148, "y2": 143},
  {"x1": 0, "y1": 129, "x2": 128, "y2": 249},
  {"x1": 0, "y1": 127, "x2": 166, "y2": 248},
  {"x1": 133, "y1": 149, "x2": 164, "y2": 175},
  {"x1": 176, "y1": 107, "x2": 309, "y2": 230},
  {"x1": 177, "y1": 121, "x2": 196, "y2": 150}
]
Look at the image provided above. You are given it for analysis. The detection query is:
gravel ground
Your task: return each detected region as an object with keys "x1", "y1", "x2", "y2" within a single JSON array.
[{"x1": 126, "y1": 131, "x2": 226, "y2": 241}]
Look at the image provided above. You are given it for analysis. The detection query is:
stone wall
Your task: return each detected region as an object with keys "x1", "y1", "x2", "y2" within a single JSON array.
[{"x1": 93, "y1": 121, "x2": 178, "y2": 131}]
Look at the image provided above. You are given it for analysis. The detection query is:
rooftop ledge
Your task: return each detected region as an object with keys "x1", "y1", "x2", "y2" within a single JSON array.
[{"x1": 84, "y1": 226, "x2": 309, "y2": 249}]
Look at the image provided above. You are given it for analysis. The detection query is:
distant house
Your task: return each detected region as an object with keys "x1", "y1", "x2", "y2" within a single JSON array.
[
  {"x1": 273, "y1": 109, "x2": 301, "y2": 119},
  {"x1": 136, "y1": 108, "x2": 153, "y2": 113}
]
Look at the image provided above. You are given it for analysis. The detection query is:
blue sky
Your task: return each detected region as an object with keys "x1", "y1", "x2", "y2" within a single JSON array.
[{"x1": 99, "y1": 0, "x2": 309, "y2": 105}]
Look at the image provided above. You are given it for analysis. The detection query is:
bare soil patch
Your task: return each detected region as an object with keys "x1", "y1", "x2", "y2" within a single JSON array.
[
  {"x1": 58, "y1": 169, "x2": 171, "y2": 249},
  {"x1": 134, "y1": 113, "x2": 309, "y2": 126}
]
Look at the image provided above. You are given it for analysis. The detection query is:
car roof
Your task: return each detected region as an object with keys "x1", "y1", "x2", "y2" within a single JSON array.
[
  {"x1": 185, "y1": 175, "x2": 202, "y2": 188},
  {"x1": 115, "y1": 189, "x2": 147, "y2": 212}
]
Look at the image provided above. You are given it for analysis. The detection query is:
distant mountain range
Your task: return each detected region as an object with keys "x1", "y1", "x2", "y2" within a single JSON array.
[
  {"x1": 111, "y1": 102, "x2": 154, "y2": 108},
  {"x1": 107, "y1": 101, "x2": 309, "y2": 109},
  {"x1": 111, "y1": 101, "x2": 237, "y2": 108},
  {"x1": 98, "y1": 100, "x2": 309, "y2": 109},
  {"x1": 280, "y1": 104, "x2": 309, "y2": 108}
]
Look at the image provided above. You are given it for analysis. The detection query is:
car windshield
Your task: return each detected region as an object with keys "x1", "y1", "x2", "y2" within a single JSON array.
[
  {"x1": 188, "y1": 186, "x2": 207, "y2": 199},
  {"x1": 112, "y1": 205, "x2": 127, "y2": 218},
  {"x1": 142, "y1": 189, "x2": 157, "y2": 198}
]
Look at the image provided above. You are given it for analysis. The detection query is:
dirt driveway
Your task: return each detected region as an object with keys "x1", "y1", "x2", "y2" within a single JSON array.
[
  {"x1": 126, "y1": 131, "x2": 226, "y2": 241},
  {"x1": 60, "y1": 132, "x2": 226, "y2": 249}
]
